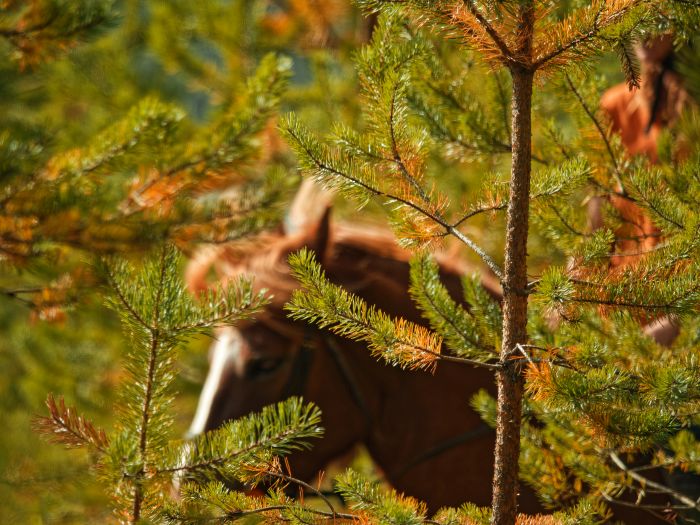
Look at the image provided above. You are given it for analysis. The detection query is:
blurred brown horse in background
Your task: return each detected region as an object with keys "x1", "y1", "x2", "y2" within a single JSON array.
[{"x1": 183, "y1": 184, "x2": 543, "y2": 513}]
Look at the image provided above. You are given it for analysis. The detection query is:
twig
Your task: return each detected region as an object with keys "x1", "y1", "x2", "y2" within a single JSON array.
[
  {"x1": 565, "y1": 73, "x2": 626, "y2": 196},
  {"x1": 451, "y1": 203, "x2": 507, "y2": 229},
  {"x1": 447, "y1": 226, "x2": 504, "y2": 281},
  {"x1": 515, "y1": 343, "x2": 535, "y2": 365},
  {"x1": 609, "y1": 451, "x2": 700, "y2": 510},
  {"x1": 599, "y1": 489, "x2": 688, "y2": 522},
  {"x1": 266, "y1": 470, "x2": 339, "y2": 519},
  {"x1": 462, "y1": 0, "x2": 514, "y2": 63}
]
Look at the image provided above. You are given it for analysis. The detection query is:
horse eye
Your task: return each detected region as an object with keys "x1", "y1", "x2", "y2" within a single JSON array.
[{"x1": 246, "y1": 356, "x2": 285, "y2": 378}]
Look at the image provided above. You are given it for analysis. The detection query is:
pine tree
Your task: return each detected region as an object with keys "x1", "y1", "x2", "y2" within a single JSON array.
[
  {"x1": 282, "y1": 2, "x2": 700, "y2": 524},
  {"x1": 0, "y1": 0, "x2": 374, "y2": 319},
  {"x1": 35, "y1": 245, "x2": 327, "y2": 524}
]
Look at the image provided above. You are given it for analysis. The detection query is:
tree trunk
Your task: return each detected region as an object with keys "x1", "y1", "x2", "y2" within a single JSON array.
[{"x1": 491, "y1": 5, "x2": 534, "y2": 525}]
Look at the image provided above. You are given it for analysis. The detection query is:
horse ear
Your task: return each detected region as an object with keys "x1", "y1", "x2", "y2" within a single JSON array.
[
  {"x1": 284, "y1": 179, "x2": 332, "y2": 235},
  {"x1": 303, "y1": 206, "x2": 331, "y2": 263},
  {"x1": 284, "y1": 179, "x2": 332, "y2": 263},
  {"x1": 185, "y1": 246, "x2": 221, "y2": 295}
]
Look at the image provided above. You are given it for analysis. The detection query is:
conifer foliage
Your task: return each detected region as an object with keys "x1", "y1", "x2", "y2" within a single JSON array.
[
  {"x1": 17, "y1": 1, "x2": 700, "y2": 524},
  {"x1": 1, "y1": 0, "x2": 293, "y2": 320},
  {"x1": 0, "y1": 0, "x2": 113, "y2": 68},
  {"x1": 283, "y1": 1, "x2": 700, "y2": 524},
  {"x1": 36, "y1": 245, "x2": 324, "y2": 523}
]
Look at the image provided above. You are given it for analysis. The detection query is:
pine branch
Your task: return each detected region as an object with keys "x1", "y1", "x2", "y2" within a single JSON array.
[
  {"x1": 625, "y1": 174, "x2": 686, "y2": 230},
  {"x1": 286, "y1": 248, "x2": 500, "y2": 371},
  {"x1": 287, "y1": 248, "x2": 443, "y2": 371},
  {"x1": 167, "y1": 279, "x2": 268, "y2": 335},
  {"x1": 565, "y1": 73, "x2": 626, "y2": 196},
  {"x1": 532, "y1": 0, "x2": 646, "y2": 71},
  {"x1": 131, "y1": 246, "x2": 170, "y2": 522},
  {"x1": 283, "y1": 117, "x2": 436, "y2": 219},
  {"x1": 416, "y1": 80, "x2": 550, "y2": 164},
  {"x1": 388, "y1": 83, "x2": 432, "y2": 207},
  {"x1": 335, "y1": 469, "x2": 428, "y2": 525},
  {"x1": 283, "y1": 115, "x2": 505, "y2": 279},
  {"x1": 409, "y1": 254, "x2": 498, "y2": 359},
  {"x1": 615, "y1": 38, "x2": 641, "y2": 90},
  {"x1": 0, "y1": 1, "x2": 113, "y2": 65},
  {"x1": 164, "y1": 398, "x2": 323, "y2": 480},
  {"x1": 33, "y1": 394, "x2": 109, "y2": 452},
  {"x1": 170, "y1": 480, "x2": 363, "y2": 523},
  {"x1": 43, "y1": 97, "x2": 184, "y2": 181}
]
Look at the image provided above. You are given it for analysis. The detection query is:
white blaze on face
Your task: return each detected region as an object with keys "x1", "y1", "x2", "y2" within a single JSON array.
[{"x1": 186, "y1": 328, "x2": 243, "y2": 438}]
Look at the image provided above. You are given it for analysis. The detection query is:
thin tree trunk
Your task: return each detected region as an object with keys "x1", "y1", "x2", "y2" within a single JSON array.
[{"x1": 491, "y1": 4, "x2": 534, "y2": 525}]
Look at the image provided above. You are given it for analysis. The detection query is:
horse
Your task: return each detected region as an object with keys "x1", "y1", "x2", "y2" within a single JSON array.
[
  {"x1": 183, "y1": 186, "x2": 546, "y2": 514},
  {"x1": 184, "y1": 180, "x2": 695, "y2": 522},
  {"x1": 597, "y1": 33, "x2": 691, "y2": 345},
  {"x1": 184, "y1": 178, "x2": 697, "y2": 521},
  {"x1": 599, "y1": 34, "x2": 700, "y2": 522}
]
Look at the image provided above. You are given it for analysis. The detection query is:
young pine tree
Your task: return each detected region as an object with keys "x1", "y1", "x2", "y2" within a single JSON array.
[
  {"x1": 281, "y1": 2, "x2": 700, "y2": 524},
  {"x1": 35, "y1": 245, "x2": 327, "y2": 523}
]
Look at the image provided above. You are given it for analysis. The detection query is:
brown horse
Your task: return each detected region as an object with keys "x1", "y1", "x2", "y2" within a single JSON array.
[
  {"x1": 184, "y1": 189, "x2": 684, "y2": 522},
  {"x1": 598, "y1": 33, "x2": 691, "y2": 344},
  {"x1": 183, "y1": 193, "x2": 545, "y2": 514}
]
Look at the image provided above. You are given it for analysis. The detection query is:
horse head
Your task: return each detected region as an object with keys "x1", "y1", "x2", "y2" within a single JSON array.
[{"x1": 185, "y1": 184, "x2": 375, "y2": 482}]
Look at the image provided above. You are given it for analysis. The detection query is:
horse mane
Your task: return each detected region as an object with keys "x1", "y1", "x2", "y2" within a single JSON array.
[{"x1": 186, "y1": 221, "x2": 500, "y2": 313}]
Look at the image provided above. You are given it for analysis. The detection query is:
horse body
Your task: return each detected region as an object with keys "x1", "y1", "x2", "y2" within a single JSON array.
[{"x1": 185, "y1": 214, "x2": 542, "y2": 513}]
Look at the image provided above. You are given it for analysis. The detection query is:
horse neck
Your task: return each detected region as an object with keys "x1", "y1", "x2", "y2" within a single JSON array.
[{"x1": 323, "y1": 240, "x2": 497, "y2": 484}]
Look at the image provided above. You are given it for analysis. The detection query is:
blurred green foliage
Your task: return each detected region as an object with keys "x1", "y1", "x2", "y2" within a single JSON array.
[{"x1": 0, "y1": 0, "x2": 366, "y2": 522}]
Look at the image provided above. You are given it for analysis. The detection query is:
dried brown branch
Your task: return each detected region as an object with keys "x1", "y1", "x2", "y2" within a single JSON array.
[{"x1": 33, "y1": 394, "x2": 109, "y2": 452}]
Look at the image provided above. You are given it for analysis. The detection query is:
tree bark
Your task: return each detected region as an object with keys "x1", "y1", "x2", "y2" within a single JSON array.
[{"x1": 491, "y1": 5, "x2": 534, "y2": 525}]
